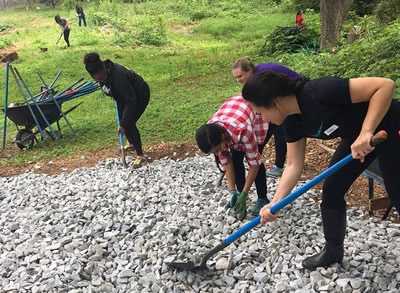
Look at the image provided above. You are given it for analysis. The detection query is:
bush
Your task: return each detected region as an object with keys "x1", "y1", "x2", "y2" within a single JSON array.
[
  {"x1": 90, "y1": 11, "x2": 114, "y2": 26},
  {"x1": 0, "y1": 23, "x2": 11, "y2": 32},
  {"x1": 260, "y1": 26, "x2": 319, "y2": 55},
  {"x1": 90, "y1": 13, "x2": 128, "y2": 32},
  {"x1": 188, "y1": 8, "x2": 215, "y2": 21},
  {"x1": 351, "y1": 0, "x2": 378, "y2": 16},
  {"x1": 63, "y1": 0, "x2": 75, "y2": 9},
  {"x1": 112, "y1": 31, "x2": 135, "y2": 46},
  {"x1": 0, "y1": 37, "x2": 12, "y2": 49},
  {"x1": 291, "y1": 0, "x2": 319, "y2": 11},
  {"x1": 279, "y1": 20, "x2": 400, "y2": 81},
  {"x1": 375, "y1": 0, "x2": 400, "y2": 24},
  {"x1": 136, "y1": 17, "x2": 168, "y2": 46}
]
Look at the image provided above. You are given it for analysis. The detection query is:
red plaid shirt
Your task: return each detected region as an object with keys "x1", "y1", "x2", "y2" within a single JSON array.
[{"x1": 208, "y1": 96, "x2": 269, "y2": 168}]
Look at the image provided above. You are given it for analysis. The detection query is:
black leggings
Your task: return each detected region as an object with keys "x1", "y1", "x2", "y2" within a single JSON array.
[
  {"x1": 231, "y1": 144, "x2": 267, "y2": 199},
  {"x1": 78, "y1": 15, "x2": 87, "y2": 27},
  {"x1": 63, "y1": 28, "x2": 70, "y2": 47},
  {"x1": 264, "y1": 124, "x2": 287, "y2": 168},
  {"x1": 322, "y1": 103, "x2": 400, "y2": 214},
  {"x1": 119, "y1": 85, "x2": 150, "y2": 156}
]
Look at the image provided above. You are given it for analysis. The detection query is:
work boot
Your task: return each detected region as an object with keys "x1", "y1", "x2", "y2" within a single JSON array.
[
  {"x1": 302, "y1": 208, "x2": 346, "y2": 270},
  {"x1": 249, "y1": 197, "x2": 270, "y2": 216}
]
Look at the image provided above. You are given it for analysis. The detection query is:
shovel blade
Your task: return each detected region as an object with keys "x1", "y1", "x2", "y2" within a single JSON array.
[{"x1": 166, "y1": 261, "x2": 205, "y2": 271}]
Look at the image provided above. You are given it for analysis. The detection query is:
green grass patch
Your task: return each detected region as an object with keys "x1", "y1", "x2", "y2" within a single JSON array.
[{"x1": 1, "y1": 2, "x2": 399, "y2": 167}]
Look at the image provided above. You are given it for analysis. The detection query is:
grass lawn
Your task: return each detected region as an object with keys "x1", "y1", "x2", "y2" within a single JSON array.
[{"x1": 0, "y1": 1, "x2": 293, "y2": 166}]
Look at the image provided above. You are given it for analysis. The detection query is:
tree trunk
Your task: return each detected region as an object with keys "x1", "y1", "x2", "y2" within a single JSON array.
[{"x1": 320, "y1": 0, "x2": 353, "y2": 49}]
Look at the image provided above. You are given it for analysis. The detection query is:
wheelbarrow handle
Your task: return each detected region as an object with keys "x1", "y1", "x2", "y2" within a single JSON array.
[{"x1": 222, "y1": 130, "x2": 387, "y2": 246}]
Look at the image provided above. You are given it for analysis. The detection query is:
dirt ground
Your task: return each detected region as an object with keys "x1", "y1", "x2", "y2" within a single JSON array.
[
  {"x1": 0, "y1": 47, "x2": 18, "y2": 63},
  {"x1": 0, "y1": 138, "x2": 397, "y2": 221}
]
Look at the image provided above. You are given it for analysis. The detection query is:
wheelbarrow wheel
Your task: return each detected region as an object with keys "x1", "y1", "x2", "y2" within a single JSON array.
[{"x1": 15, "y1": 129, "x2": 35, "y2": 150}]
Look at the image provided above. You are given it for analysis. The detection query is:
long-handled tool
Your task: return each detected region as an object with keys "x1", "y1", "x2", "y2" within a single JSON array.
[
  {"x1": 114, "y1": 102, "x2": 127, "y2": 168},
  {"x1": 167, "y1": 131, "x2": 388, "y2": 271},
  {"x1": 56, "y1": 31, "x2": 64, "y2": 45}
]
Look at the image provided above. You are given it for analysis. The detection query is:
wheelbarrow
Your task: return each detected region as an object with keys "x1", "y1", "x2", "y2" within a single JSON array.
[{"x1": 2, "y1": 101, "x2": 82, "y2": 149}]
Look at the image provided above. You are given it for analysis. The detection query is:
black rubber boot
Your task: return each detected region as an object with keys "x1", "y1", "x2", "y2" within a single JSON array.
[{"x1": 302, "y1": 208, "x2": 346, "y2": 271}]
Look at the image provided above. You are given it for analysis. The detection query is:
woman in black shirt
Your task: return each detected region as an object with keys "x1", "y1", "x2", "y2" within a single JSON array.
[
  {"x1": 84, "y1": 52, "x2": 150, "y2": 160},
  {"x1": 242, "y1": 72, "x2": 399, "y2": 270}
]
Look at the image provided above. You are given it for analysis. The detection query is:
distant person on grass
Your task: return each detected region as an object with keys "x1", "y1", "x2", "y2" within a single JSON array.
[
  {"x1": 295, "y1": 10, "x2": 305, "y2": 28},
  {"x1": 232, "y1": 57, "x2": 302, "y2": 177},
  {"x1": 84, "y1": 52, "x2": 150, "y2": 163},
  {"x1": 75, "y1": 2, "x2": 87, "y2": 27},
  {"x1": 54, "y1": 15, "x2": 70, "y2": 47}
]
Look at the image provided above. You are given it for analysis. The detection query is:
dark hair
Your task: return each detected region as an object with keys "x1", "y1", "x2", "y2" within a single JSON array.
[
  {"x1": 242, "y1": 71, "x2": 307, "y2": 108},
  {"x1": 54, "y1": 15, "x2": 61, "y2": 23},
  {"x1": 232, "y1": 57, "x2": 255, "y2": 73},
  {"x1": 83, "y1": 52, "x2": 104, "y2": 75},
  {"x1": 297, "y1": 10, "x2": 303, "y2": 16},
  {"x1": 195, "y1": 123, "x2": 225, "y2": 154}
]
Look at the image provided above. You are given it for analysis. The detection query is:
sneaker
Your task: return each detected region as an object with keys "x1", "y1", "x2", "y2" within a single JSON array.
[
  {"x1": 131, "y1": 157, "x2": 143, "y2": 167},
  {"x1": 266, "y1": 165, "x2": 283, "y2": 178},
  {"x1": 249, "y1": 197, "x2": 269, "y2": 216}
]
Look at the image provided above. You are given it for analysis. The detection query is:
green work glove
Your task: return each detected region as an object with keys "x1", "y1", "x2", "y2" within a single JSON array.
[
  {"x1": 225, "y1": 190, "x2": 239, "y2": 210},
  {"x1": 233, "y1": 191, "x2": 248, "y2": 220}
]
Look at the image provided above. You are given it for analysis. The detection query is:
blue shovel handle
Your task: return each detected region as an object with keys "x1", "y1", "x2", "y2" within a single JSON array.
[
  {"x1": 114, "y1": 102, "x2": 124, "y2": 144},
  {"x1": 114, "y1": 102, "x2": 127, "y2": 167},
  {"x1": 223, "y1": 154, "x2": 352, "y2": 246},
  {"x1": 222, "y1": 129, "x2": 388, "y2": 246}
]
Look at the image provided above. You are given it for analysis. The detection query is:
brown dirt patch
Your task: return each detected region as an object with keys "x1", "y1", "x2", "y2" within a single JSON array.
[
  {"x1": 0, "y1": 47, "x2": 18, "y2": 63},
  {"x1": 0, "y1": 142, "x2": 199, "y2": 177}
]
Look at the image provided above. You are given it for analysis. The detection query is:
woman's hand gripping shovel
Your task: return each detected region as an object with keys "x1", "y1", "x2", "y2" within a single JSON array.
[
  {"x1": 114, "y1": 102, "x2": 128, "y2": 168},
  {"x1": 166, "y1": 131, "x2": 387, "y2": 272}
]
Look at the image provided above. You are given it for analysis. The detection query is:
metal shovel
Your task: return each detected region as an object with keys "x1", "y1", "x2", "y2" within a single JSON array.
[{"x1": 167, "y1": 131, "x2": 387, "y2": 271}]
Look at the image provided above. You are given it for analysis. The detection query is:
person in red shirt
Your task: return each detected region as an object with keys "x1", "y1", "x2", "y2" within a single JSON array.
[
  {"x1": 295, "y1": 10, "x2": 304, "y2": 28},
  {"x1": 196, "y1": 96, "x2": 269, "y2": 220}
]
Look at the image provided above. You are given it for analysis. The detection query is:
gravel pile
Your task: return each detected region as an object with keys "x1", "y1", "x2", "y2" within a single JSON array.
[{"x1": 1, "y1": 155, "x2": 399, "y2": 293}]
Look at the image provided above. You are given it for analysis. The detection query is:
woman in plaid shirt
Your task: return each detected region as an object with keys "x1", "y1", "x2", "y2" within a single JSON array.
[{"x1": 196, "y1": 95, "x2": 270, "y2": 220}]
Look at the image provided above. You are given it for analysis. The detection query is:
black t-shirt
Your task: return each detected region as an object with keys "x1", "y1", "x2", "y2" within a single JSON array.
[
  {"x1": 100, "y1": 60, "x2": 149, "y2": 108},
  {"x1": 76, "y1": 5, "x2": 84, "y2": 15},
  {"x1": 283, "y1": 77, "x2": 369, "y2": 142}
]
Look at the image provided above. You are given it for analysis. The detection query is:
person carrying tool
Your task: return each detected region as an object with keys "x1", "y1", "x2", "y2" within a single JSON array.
[
  {"x1": 195, "y1": 96, "x2": 269, "y2": 220},
  {"x1": 75, "y1": 2, "x2": 87, "y2": 27},
  {"x1": 83, "y1": 52, "x2": 150, "y2": 163},
  {"x1": 242, "y1": 72, "x2": 400, "y2": 270},
  {"x1": 55, "y1": 15, "x2": 71, "y2": 48},
  {"x1": 232, "y1": 57, "x2": 302, "y2": 177}
]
